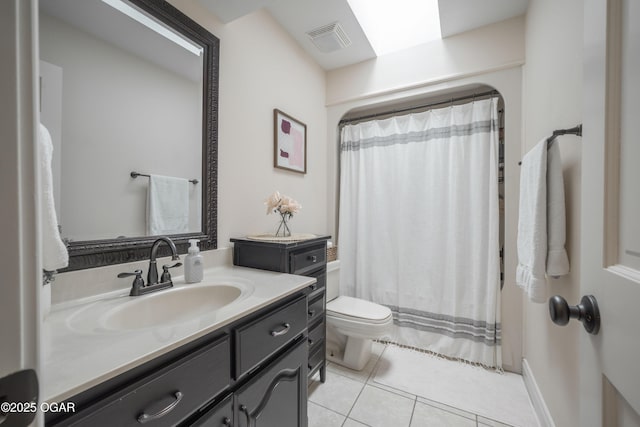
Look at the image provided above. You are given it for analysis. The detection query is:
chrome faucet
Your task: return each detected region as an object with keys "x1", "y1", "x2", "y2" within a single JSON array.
[{"x1": 118, "y1": 236, "x2": 182, "y2": 296}]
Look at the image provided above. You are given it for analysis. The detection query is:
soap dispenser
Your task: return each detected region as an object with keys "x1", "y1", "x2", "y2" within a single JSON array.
[{"x1": 184, "y1": 239, "x2": 203, "y2": 283}]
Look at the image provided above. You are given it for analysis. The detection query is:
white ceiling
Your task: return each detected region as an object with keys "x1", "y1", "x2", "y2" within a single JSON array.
[{"x1": 199, "y1": 0, "x2": 529, "y2": 70}]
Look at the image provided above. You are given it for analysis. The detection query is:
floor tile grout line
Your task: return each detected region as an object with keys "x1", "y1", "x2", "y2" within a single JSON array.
[
  {"x1": 346, "y1": 383, "x2": 416, "y2": 427},
  {"x1": 325, "y1": 366, "x2": 370, "y2": 384},
  {"x1": 337, "y1": 344, "x2": 421, "y2": 426},
  {"x1": 366, "y1": 345, "x2": 494, "y2": 424},
  {"x1": 325, "y1": 345, "x2": 388, "y2": 427},
  {"x1": 324, "y1": 344, "x2": 386, "y2": 386},
  {"x1": 316, "y1": 374, "x2": 486, "y2": 426},
  {"x1": 371, "y1": 375, "x2": 481, "y2": 421},
  {"x1": 343, "y1": 379, "x2": 368, "y2": 422},
  {"x1": 341, "y1": 417, "x2": 374, "y2": 427},
  {"x1": 308, "y1": 399, "x2": 350, "y2": 422},
  {"x1": 365, "y1": 344, "x2": 387, "y2": 386},
  {"x1": 367, "y1": 381, "x2": 417, "y2": 401},
  {"x1": 407, "y1": 395, "x2": 418, "y2": 427},
  {"x1": 365, "y1": 343, "x2": 387, "y2": 380},
  {"x1": 415, "y1": 395, "x2": 479, "y2": 421}
]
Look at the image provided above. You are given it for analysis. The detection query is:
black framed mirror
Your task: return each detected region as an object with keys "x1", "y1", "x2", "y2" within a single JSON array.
[{"x1": 39, "y1": 0, "x2": 219, "y2": 271}]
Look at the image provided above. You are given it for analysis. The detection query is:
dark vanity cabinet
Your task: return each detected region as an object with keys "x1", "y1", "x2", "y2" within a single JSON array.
[
  {"x1": 231, "y1": 236, "x2": 330, "y2": 383},
  {"x1": 47, "y1": 292, "x2": 311, "y2": 427}
]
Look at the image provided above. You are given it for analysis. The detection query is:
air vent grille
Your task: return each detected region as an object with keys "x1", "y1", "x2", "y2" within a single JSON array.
[{"x1": 306, "y1": 22, "x2": 351, "y2": 53}]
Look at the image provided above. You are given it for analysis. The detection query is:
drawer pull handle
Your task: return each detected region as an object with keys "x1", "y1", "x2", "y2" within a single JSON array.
[
  {"x1": 270, "y1": 323, "x2": 290, "y2": 337},
  {"x1": 309, "y1": 283, "x2": 317, "y2": 291},
  {"x1": 308, "y1": 310, "x2": 316, "y2": 318},
  {"x1": 240, "y1": 404, "x2": 250, "y2": 426},
  {"x1": 308, "y1": 255, "x2": 318, "y2": 262},
  {"x1": 137, "y1": 391, "x2": 183, "y2": 424},
  {"x1": 308, "y1": 339, "x2": 314, "y2": 346},
  {"x1": 222, "y1": 417, "x2": 231, "y2": 426}
]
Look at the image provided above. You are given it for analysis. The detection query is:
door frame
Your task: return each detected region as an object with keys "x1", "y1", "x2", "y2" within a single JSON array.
[{"x1": 0, "y1": 0, "x2": 42, "y2": 425}]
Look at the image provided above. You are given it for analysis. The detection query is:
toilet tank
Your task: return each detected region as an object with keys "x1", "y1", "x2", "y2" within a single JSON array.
[{"x1": 326, "y1": 260, "x2": 340, "y2": 301}]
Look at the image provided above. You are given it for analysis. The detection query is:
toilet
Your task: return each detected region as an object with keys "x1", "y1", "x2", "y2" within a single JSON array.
[{"x1": 325, "y1": 260, "x2": 394, "y2": 370}]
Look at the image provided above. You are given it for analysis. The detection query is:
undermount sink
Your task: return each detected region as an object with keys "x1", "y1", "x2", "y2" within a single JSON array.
[{"x1": 100, "y1": 284, "x2": 243, "y2": 331}]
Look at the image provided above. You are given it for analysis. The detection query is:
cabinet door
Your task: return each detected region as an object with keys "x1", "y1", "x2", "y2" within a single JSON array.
[{"x1": 235, "y1": 339, "x2": 307, "y2": 427}]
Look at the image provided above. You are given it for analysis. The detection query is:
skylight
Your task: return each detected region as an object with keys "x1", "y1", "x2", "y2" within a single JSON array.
[{"x1": 347, "y1": 0, "x2": 441, "y2": 56}]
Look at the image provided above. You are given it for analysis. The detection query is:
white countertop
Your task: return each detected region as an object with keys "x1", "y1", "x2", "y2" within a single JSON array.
[{"x1": 42, "y1": 265, "x2": 315, "y2": 402}]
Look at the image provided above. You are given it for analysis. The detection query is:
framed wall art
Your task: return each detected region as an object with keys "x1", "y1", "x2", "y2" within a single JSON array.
[{"x1": 274, "y1": 109, "x2": 307, "y2": 174}]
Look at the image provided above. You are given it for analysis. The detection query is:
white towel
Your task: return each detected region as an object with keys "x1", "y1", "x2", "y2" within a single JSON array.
[
  {"x1": 546, "y1": 143, "x2": 570, "y2": 276},
  {"x1": 516, "y1": 138, "x2": 570, "y2": 303},
  {"x1": 39, "y1": 123, "x2": 69, "y2": 271},
  {"x1": 147, "y1": 174, "x2": 189, "y2": 235}
]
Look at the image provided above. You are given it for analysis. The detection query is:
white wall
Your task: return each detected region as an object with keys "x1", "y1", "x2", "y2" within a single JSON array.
[
  {"x1": 168, "y1": 0, "x2": 329, "y2": 248},
  {"x1": 522, "y1": 0, "x2": 583, "y2": 425},
  {"x1": 326, "y1": 18, "x2": 525, "y2": 373},
  {"x1": 40, "y1": 13, "x2": 202, "y2": 241},
  {"x1": 327, "y1": 16, "x2": 524, "y2": 106}
]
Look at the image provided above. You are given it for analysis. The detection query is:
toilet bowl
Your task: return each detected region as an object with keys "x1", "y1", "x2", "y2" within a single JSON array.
[{"x1": 325, "y1": 261, "x2": 393, "y2": 370}]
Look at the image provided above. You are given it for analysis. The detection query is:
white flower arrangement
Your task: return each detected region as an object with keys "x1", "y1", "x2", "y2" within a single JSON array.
[
  {"x1": 264, "y1": 191, "x2": 302, "y2": 217},
  {"x1": 264, "y1": 191, "x2": 301, "y2": 237}
]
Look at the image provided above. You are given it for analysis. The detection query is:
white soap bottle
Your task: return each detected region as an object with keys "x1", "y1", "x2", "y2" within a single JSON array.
[{"x1": 184, "y1": 239, "x2": 203, "y2": 283}]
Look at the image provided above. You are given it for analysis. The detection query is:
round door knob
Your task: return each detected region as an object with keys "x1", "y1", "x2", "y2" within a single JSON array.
[{"x1": 549, "y1": 295, "x2": 600, "y2": 335}]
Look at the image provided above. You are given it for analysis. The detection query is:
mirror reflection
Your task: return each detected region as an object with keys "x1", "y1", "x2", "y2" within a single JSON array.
[{"x1": 39, "y1": 0, "x2": 204, "y2": 242}]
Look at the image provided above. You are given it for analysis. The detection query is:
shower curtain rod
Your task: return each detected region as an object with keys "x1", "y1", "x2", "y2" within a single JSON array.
[{"x1": 338, "y1": 89, "x2": 500, "y2": 126}]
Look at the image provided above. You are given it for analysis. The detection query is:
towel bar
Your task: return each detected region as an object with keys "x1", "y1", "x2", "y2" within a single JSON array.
[
  {"x1": 130, "y1": 171, "x2": 198, "y2": 184},
  {"x1": 546, "y1": 124, "x2": 582, "y2": 146},
  {"x1": 518, "y1": 124, "x2": 582, "y2": 165}
]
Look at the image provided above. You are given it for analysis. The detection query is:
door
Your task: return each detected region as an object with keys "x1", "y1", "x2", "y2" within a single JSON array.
[
  {"x1": 0, "y1": 1, "x2": 42, "y2": 426},
  {"x1": 581, "y1": 0, "x2": 640, "y2": 425}
]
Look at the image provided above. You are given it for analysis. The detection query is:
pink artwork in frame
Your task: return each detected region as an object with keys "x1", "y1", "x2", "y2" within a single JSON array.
[{"x1": 274, "y1": 109, "x2": 307, "y2": 174}]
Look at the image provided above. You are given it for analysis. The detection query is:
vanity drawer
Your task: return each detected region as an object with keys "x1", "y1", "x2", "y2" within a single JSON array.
[
  {"x1": 308, "y1": 345, "x2": 324, "y2": 373},
  {"x1": 307, "y1": 320, "x2": 325, "y2": 349},
  {"x1": 235, "y1": 295, "x2": 307, "y2": 378},
  {"x1": 289, "y1": 246, "x2": 326, "y2": 275},
  {"x1": 307, "y1": 269, "x2": 326, "y2": 297},
  {"x1": 307, "y1": 294, "x2": 325, "y2": 326},
  {"x1": 57, "y1": 336, "x2": 230, "y2": 427}
]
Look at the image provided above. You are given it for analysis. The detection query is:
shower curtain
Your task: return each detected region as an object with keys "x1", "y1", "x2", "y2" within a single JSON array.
[{"x1": 338, "y1": 97, "x2": 501, "y2": 368}]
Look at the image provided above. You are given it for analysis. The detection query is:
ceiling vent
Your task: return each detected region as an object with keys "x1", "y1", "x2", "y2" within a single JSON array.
[{"x1": 306, "y1": 22, "x2": 351, "y2": 53}]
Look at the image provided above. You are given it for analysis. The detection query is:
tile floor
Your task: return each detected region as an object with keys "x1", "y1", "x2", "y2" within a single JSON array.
[{"x1": 308, "y1": 343, "x2": 539, "y2": 427}]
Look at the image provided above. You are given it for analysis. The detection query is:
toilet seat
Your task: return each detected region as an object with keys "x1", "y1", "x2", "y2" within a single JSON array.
[{"x1": 326, "y1": 296, "x2": 393, "y2": 324}]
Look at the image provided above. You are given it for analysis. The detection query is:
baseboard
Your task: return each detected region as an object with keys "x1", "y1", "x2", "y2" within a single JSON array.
[{"x1": 522, "y1": 358, "x2": 556, "y2": 427}]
